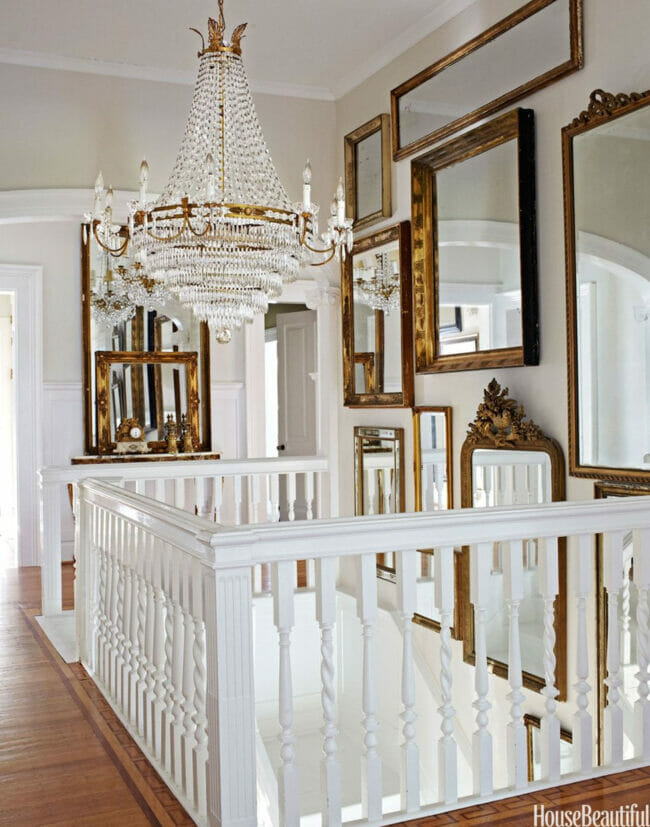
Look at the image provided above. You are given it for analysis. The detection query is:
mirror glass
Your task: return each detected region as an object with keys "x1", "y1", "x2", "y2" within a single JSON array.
[
  {"x1": 343, "y1": 223, "x2": 413, "y2": 406},
  {"x1": 393, "y1": 0, "x2": 580, "y2": 158},
  {"x1": 571, "y1": 102, "x2": 650, "y2": 473},
  {"x1": 83, "y1": 224, "x2": 211, "y2": 454}
]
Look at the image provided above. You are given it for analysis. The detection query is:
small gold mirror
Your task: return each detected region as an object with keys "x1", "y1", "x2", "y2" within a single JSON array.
[
  {"x1": 343, "y1": 222, "x2": 413, "y2": 407},
  {"x1": 344, "y1": 114, "x2": 392, "y2": 232},
  {"x1": 459, "y1": 379, "x2": 567, "y2": 697}
]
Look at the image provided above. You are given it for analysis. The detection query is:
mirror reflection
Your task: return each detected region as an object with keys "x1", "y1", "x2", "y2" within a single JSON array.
[{"x1": 570, "y1": 99, "x2": 650, "y2": 474}]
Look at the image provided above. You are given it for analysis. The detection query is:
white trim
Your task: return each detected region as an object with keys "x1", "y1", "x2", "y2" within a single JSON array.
[
  {"x1": 0, "y1": 264, "x2": 43, "y2": 567},
  {"x1": 577, "y1": 230, "x2": 650, "y2": 283},
  {"x1": 0, "y1": 188, "x2": 142, "y2": 224}
]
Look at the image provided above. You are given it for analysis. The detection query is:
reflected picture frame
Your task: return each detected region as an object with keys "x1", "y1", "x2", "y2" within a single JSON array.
[
  {"x1": 391, "y1": 0, "x2": 583, "y2": 161},
  {"x1": 412, "y1": 108, "x2": 539, "y2": 374},
  {"x1": 344, "y1": 114, "x2": 392, "y2": 232}
]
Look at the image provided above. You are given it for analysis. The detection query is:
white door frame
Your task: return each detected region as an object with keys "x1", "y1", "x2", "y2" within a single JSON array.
[{"x1": 0, "y1": 265, "x2": 43, "y2": 566}]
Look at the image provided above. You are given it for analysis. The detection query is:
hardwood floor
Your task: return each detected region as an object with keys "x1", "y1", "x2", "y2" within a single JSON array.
[{"x1": 2, "y1": 563, "x2": 650, "y2": 826}]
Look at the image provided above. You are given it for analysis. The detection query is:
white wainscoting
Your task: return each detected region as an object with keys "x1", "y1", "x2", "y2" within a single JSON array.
[
  {"x1": 43, "y1": 382, "x2": 83, "y2": 561},
  {"x1": 211, "y1": 381, "x2": 246, "y2": 459}
]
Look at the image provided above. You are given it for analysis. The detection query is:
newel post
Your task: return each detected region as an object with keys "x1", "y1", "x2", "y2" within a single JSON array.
[{"x1": 203, "y1": 547, "x2": 257, "y2": 827}]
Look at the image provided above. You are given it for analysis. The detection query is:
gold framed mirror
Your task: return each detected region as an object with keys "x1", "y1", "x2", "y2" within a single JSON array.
[
  {"x1": 412, "y1": 406, "x2": 455, "y2": 631},
  {"x1": 81, "y1": 223, "x2": 211, "y2": 455},
  {"x1": 459, "y1": 380, "x2": 567, "y2": 697},
  {"x1": 96, "y1": 350, "x2": 200, "y2": 454},
  {"x1": 595, "y1": 480, "x2": 650, "y2": 765},
  {"x1": 342, "y1": 222, "x2": 414, "y2": 406},
  {"x1": 563, "y1": 89, "x2": 650, "y2": 483},
  {"x1": 344, "y1": 114, "x2": 392, "y2": 232},
  {"x1": 354, "y1": 426, "x2": 405, "y2": 577},
  {"x1": 412, "y1": 108, "x2": 539, "y2": 374},
  {"x1": 391, "y1": 0, "x2": 583, "y2": 161}
]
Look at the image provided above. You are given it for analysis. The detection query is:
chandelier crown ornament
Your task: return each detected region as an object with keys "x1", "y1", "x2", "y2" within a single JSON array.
[{"x1": 88, "y1": 0, "x2": 353, "y2": 342}]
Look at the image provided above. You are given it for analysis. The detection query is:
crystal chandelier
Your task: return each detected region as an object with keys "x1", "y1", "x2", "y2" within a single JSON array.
[
  {"x1": 353, "y1": 252, "x2": 401, "y2": 314},
  {"x1": 89, "y1": 1, "x2": 352, "y2": 343},
  {"x1": 90, "y1": 265, "x2": 136, "y2": 328}
]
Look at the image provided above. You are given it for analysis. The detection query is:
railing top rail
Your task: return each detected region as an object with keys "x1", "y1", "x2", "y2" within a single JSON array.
[
  {"x1": 77, "y1": 478, "x2": 650, "y2": 569},
  {"x1": 39, "y1": 455, "x2": 328, "y2": 484}
]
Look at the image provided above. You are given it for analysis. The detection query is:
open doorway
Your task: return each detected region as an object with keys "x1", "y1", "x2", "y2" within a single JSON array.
[{"x1": 0, "y1": 292, "x2": 17, "y2": 568}]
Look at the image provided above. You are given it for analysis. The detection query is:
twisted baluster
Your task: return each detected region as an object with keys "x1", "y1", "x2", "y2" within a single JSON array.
[
  {"x1": 505, "y1": 540, "x2": 526, "y2": 789},
  {"x1": 540, "y1": 537, "x2": 560, "y2": 782},
  {"x1": 96, "y1": 546, "x2": 109, "y2": 685},
  {"x1": 573, "y1": 534, "x2": 593, "y2": 773},
  {"x1": 182, "y1": 607, "x2": 197, "y2": 803},
  {"x1": 471, "y1": 540, "x2": 493, "y2": 796},
  {"x1": 621, "y1": 549, "x2": 632, "y2": 665},
  {"x1": 163, "y1": 593, "x2": 175, "y2": 774},
  {"x1": 136, "y1": 562, "x2": 148, "y2": 736},
  {"x1": 634, "y1": 530, "x2": 650, "y2": 760},
  {"x1": 603, "y1": 531, "x2": 625, "y2": 766},
  {"x1": 191, "y1": 619, "x2": 208, "y2": 817},
  {"x1": 115, "y1": 550, "x2": 127, "y2": 711}
]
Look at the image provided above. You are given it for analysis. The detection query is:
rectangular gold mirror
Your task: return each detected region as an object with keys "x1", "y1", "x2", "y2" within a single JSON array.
[
  {"x1": 342, "y1": 222, "x2": 413, "y2": 406},
  {"x1": 96, "y1": 351, "x2": 200, "y2": 454},
  {"x1": 344, "y1": 114, "x2": 392, "y2": 232},
  {"x1": 82, "y1": 224, "x2": 211, "y2": 455},
  {"x1": 413, "y1": 406, "x2": 453, "y2": 631},
  {"x1": 460, "y1": 380, "x2": 567, "y2": 697},
  {"x1": 412, "y1": 108, "x2": 539, "y2": 373},
  {"x1": 391, "y1": 0, "x2": 582, "y2": 160},
  {"x1": 563, "y1": 90, "x2": 650, "y2": 482}
]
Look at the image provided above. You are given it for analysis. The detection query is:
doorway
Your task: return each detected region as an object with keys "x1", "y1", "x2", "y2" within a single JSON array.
[{"x1": 0, "y1": 292, "x2": 17, "y2": 568}]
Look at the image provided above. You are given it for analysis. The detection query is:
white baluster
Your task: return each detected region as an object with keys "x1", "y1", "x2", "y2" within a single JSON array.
[
  {"x1": 234, "y1": 477, "x2": 243, "y2": 525},
  {"x1": 634, "y1": 529, "x2": 650, "y2": 760},
  {"x1": 273, "y1": 560, "x2": 300, "y2": 826},
  {"x1": 195, "y1": 476, "x2": 205, "y2": 517},
  {"x1": 154, "y1": 477, "x2": 166, "y2": 506},
  {"x1": 470, "y1": 542, "x2": 493, "y2": 796},
  {"x1": 356, "y1": 553, "x2": 382, "y2": 821},
  {"x1": 621, "y1": 544, "x2": 633, "y2": 665},
  {"x1": 181, "y1": 560, "x2": 197, "y2": 803},
  {"x1": 106, "y1": 514, "x2": 119, "y2": 698},
  {"x1": 251, "y1": 475, "x2": 262, "y2": 523},
  {"x1": 135, "y1": 527, "x2": 148, "y2": 737},
  {"x1": 305, "y1": 472, "x2": 315, "y2": 521},
  {"x1": 114, "y1": 518, "x2": 127, "y2": 711},
  {"x1": 269, "y1": 473, "x2": 280, "y2": 522},
  {"x1": 135, "y1": 478, "x2": 146, "y2": 497},
  {"x1": 315, "y1": 557, "x2": 341, "y2": 826},
  {"x1": 191, "y1": 558, "x2": 208, "y2": 817},
  {"x1": 287, "y1": 472, "x2": 297, "y2": 521},
  {"x1": 174, "y1": 477, "x2": 185, "y2": 512},
  {"x1": 161, "y1": 545, "x2": 175, "y2": 776},
  {"x1": 396, "y1": 550, "x2": 419, "y2": 812},
  {"x1": 152, "y1": 541, "x2": 167, "y2": 760},
  {"x1": 122, "y1": 522, "x2": 137, "y2": 721},
  {"x1": 143, "y1": 533, "x2": 157, "y2": 751},
  {"x1": 539, "y1": 537, "x2": 560, "y2": 783},
  {"x1": 504, "y1": 540, "x2": 527, "y2": 789},
  {"x1": 212, "y1": 476, "x2": 223, "y2": 523},
  {"x1": 603, "y1": 530, "x2": 625, "y2": 767},
  {"x1": 170, "y1": 554, "x2": 185, "y2": 788},
  {"x1": 573, "y1": 534, "x2": 593, "y2": 773},
  {"x1": 435, "y1": 545, "x2": 457, "y2": 804}
]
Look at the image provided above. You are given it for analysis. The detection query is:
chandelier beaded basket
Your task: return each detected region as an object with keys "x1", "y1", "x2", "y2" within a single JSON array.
[{"x1": 90, "y1": 0, "x2": 352, "y2": 343}]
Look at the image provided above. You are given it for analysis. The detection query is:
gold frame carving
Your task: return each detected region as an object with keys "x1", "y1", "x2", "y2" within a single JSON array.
[
  {"x1": 81, "y1": 223, "x2": 212, "y2": 455},
  {"x1": 411, "y1": 108, "x2": 539, "y2": 374},
  {"x1": 594, "y1": 480, "x2": 650, "y2": 765},
  {"x1": 459, "y1": 380, "x2": 567, "y2": 698},
  {"x1": 391, "y1": 0, "x2": 583, "y2": 161},
  {"x1": 95, "y1": 350, "x2": 200, "y2": 455},
  {"x1": 344, "y1": 113, "x2": 392, "y2": 232},
  {"x1": 342, "y1": 221, "x2": 414, "y2": 407},
  {"x1": 563, "y1": 89, "x2": 650, "y2": 483}
]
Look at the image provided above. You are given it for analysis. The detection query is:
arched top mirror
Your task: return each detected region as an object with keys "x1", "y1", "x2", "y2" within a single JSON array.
[{"x1": 459, "y1": 379, "x2": 567, "y2": 697}]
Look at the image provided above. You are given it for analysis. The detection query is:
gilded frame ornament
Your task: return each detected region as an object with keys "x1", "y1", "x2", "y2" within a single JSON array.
[
  {"x1": 459, "y1": 380, "x2": 567, "y2": 698},
  {"x1": 95, "y1": 350, "x2": 200, "y2": 455},
  {"x1": 563, "y1": 89, "x2": 650, "y2": 483},
  {"x1": 344, "y1": 114, "x2": 392, "y2": 232},
  {"x1": 342, "y1": 221, "x2": 414, "y2": 407},
  {"x1": 81, "y1": 223, "x2": 212, "y2": 455},
  {"x1": 391, "y1": 0, "x2": 583, "y2": 161},
  {"x1": 411, "y1": 108, "x2": 539, "y2": 374}
]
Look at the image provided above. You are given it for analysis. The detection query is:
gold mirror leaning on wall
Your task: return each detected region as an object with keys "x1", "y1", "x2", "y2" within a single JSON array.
[
  {"x1": 412, "y1": 109, "x2": 539, "y2": 374},
  {"x1": 412, "y1": 406, "x2": 454, "y2": 631},
  {"x1": 96, "y1": 351, "x2": 200, "y2": 454},
  {"x1": 342, "y1": 222, "x2": 414, "y2": 406},
  {"x1": 459, "y1": 380, "x2": 567, "y2": 697},
  {"x1": 81, "y1": 224, "x2": 211, "y2": 455},
  {"x1": 354, "y1": 426, "x2": 405, "y2": 576},
  {"x1": 344, "y1": 114, "x2": 392, "y2": 232},
  {"x1": 563, "y1": 89, "x2": 650, "y2": 482},
  {"x1": 595, "y1": 481, "x2": 650, "y2": 765},
  {"x1": 391, "y1": 0, "x2": 583, "y2": 160}
]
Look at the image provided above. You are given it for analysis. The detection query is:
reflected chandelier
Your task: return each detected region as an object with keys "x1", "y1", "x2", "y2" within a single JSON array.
[
  {"x1": 89, "y1": 0, "x2": 352, "y2": 343},
  {"x1": 353, "y1": 252, "x2": 401, "y2": 314}
]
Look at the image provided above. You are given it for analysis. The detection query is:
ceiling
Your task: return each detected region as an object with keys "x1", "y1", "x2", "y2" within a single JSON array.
[{"x1": 0, "y1": 0, "x2": 476, "y2": 100}]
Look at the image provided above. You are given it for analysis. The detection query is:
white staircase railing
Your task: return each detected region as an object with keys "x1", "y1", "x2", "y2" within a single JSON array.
[
  {"x1": 73, "y1": 478, "x2": 650, "y2": 826},
  {"x1": 39, "y1": 456, "x2": 328, "y2": 616}
]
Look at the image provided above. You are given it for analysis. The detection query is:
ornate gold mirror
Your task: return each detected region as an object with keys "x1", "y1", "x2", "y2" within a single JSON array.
[
  {"x1": 344, "y1": 114, "x2": 392, "y2": 232},
  {"x1": 354, "y1": 426, "x2": 404, "y2": 576},
  {"x1": 391, "y1": 0, "x2": 583, "y2": 160},
  {"x1": 595, "y1": 481, "x2": 650, "y2": 764},
  {"x1": 413, "y1": 406, "x2": 453, "y2": 630},
  {"x1": 459, "y1": 380, "x2": 567, "y2": 696},
  {"x1": 563, "y1": 89, "x2": 650, "y2": 482},
  {"x1": 342, "y1": 222, "x2": 413, "y2": 406},
  {"x1": 82, "y1": 224, "x2": 211, "y2": 455},
  {"x1": 96, "y1": 351, "x2": 200, "y2": 454},
  {"x1": 412, "y1": 109, "x2": 539, "y2": 374}
]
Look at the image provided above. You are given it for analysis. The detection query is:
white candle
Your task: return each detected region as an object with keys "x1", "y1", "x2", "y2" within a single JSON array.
[
  {"x1": 336, "y1": 177, "x2": 345, "y2": 225},
  {"x1": 302, "y1": 160, "x2": 312, "y2": 211},
  {"x1": 139, "y1": 159, "x2": 149, "y2": 204}
]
